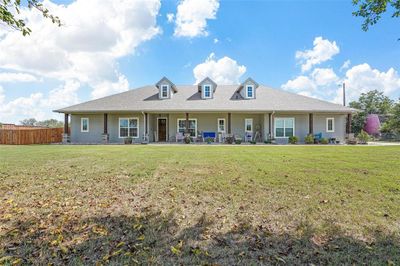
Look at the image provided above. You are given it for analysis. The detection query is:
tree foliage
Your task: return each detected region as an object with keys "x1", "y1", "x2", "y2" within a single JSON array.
[
  {"x1": 349, "y1": 90, "x2": 394, "y2": 134},
  {"x1": 382, "y1": 99, "x2": 400, "y2": 133},
  {"x1": 352, "y1": 0, "x2": 400, "y2": 32},
  {"x1": 20, "y1": 118, "x2": 63, "y2": 127},
  {"x1": 0, "y1": 0, "x2": 61, "y2": 36}
]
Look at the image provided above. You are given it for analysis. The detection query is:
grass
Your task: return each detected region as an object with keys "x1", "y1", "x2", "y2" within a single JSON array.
[{"x1": 0, "y1": 145, "x2": 399, "y2": 265}]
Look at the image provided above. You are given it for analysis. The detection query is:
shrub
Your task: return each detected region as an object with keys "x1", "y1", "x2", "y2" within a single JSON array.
[
  {"x1": 206, "y1": 137, "x2": 214, "y2": 144},
  {"x1": 124, "y1": 137, "x2": 132, "y2": 144},
  {"x1": 358, "y1": 130, "x2": 370, "y2": 144},
  {"x1": 304, "y1": 134, "x2": 314, "y2": 144},
  {"x1": 320, "y1": 138, "x2": 329, "y2": 144},
  {"x1": 235, "y1": 139, "x2": 242, "y2": 144},
  {"x1": 288, "y1": 136, "x2": 298, "y2": 144},
  {"x1": 264, "y1": 139, "x2": 271, "y2": 144},
  {"x1": 225, "y1": 136, "x2": 234, "y2": 144},
  {"x1": 250, "y1": 140, "x2": 256, "y2": 144},
  {"x1": 184, "y1": 136, "x2": 191, "y2": 144}
]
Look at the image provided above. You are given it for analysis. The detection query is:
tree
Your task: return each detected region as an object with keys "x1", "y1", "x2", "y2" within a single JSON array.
[
  {"x1": 0, "y1": 0, "x2": 61, "y2": 36},
  {"x1": 382, "y1": 99, "x2": 400, "y2": 133},
  {"x1": 352, "y1": 0, "x2": 400, "y2": 32},
  {"x1": 349, "y1": 90, "x2": 394, "y2": 134},
  {"x1": 35, "y1": 119, "x2": 63, "y2": 128},
  {"x1": 20, "y1": 118, "x2": 37, "y2": 126}
]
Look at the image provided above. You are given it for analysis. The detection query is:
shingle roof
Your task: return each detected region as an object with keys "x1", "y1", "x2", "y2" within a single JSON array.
[{"x1": 54, "y1": 85, "x2": 356, "y2": 113}]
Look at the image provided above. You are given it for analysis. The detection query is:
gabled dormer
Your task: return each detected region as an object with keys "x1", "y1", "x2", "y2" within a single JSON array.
[
  {"x1": 198, "y1": 77, "x2": 217, "y2": 99},
  {"x1": 236, "y1": 78, "x2": 259, "y2": 99},
  {"x1": 156, "y1": 77, "x2": 177, "y2": 99}
]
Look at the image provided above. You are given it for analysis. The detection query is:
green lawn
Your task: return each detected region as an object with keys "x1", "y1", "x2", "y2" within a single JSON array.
[{"x1": 0, "y1": 145, "x2": 399, "y2": 265}]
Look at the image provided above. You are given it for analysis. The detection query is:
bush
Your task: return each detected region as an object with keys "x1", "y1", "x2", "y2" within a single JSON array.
[
  {"x1": 235, "y1": 139, "x2": 242, "y2": 144},
  {"x1": 124, "y1": 137, "x2": 132, "y2": 144},
  {"x1": 304, "y1": 134, "x2": 314, "y2": 144},
  {"x1": 225, "y1": 136, "x2": 234, "y2": 144},
  {"x1": 288, "y1": 136, "x2": 298, "y2": 144},
  {"x1": 358, "y1": 130, "x2": 370, "y2": 144},
  {"x1": 250, "y1": 140, "x2": 256, "y2": 144},
  {"x1": 320, "y1": 138, "x2": 329, "y2": 144},
  {"x1": 206, "y1": 137, "x2": 214, "y2": 144},
  {"x1": 184, "y1": 136, "x2": 191, "y2": 144}
]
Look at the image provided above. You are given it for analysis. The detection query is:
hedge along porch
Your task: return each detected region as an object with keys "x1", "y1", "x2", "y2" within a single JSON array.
[{"x1": 62, "y1": 111, "x2": 349, "y2": 144}]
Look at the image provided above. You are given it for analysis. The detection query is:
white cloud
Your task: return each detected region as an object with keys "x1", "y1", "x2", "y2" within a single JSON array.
[
  {"x1": 282, "y1": 68, "x2": 339, "y2": 100},
  {"x1": 340, "y1": 60, "x2": 351, "y2": 71},
  {"x1": 0, "y1": 0, "x2": 161, "y2": 99},
  {"x1": 167, "y1": 13, "x2": 175, "y2": 23},
  {"x1": 173, "y1": 0, "x2": 219, "y2": 38},
  {"x1": 0, "y1": 72, "x2": 39, "y2": 83},
  {"x1": 334, "y1": 63, "x2": 400, "y2": 104},
  {"x1": 296, "y1": 37, "x2": 339, "y2": 72},
  {"x1": 213, "y1": 38, "x2": 219, "y2": 43},
  {"x1": 193, "y1": 53, "x2": 246, "y2": 84},
  {"x1": 91, "y1": 75, "x2": 129, "y2": 99},
  {"x1": 0, "y1": 81, "x2": 80, "y2": 123}
]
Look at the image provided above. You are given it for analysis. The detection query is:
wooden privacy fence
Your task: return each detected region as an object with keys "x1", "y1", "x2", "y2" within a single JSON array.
[{"x1": 0, "y1": 128, "x2": 64, "y2": 145}]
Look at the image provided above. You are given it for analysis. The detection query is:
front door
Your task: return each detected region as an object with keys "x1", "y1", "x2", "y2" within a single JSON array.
[{"x1": 158, "y1": 118, "x2": 167, "y2": 142}]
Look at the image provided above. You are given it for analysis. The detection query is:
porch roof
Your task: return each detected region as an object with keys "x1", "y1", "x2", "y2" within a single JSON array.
[{"x1": 54, "y1": 85, "x2": 356, "y2": 114}]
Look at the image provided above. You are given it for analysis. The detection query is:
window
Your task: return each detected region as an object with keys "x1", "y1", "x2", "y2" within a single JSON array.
[
  {"x1": 326, "y1": 118, "x2": 335, "y2": 132},
  {"x1": 160, "y1": 85, "x2": 169, "y2": 99},
  {"x1": 203, "y1": 85, "x2": 212, "y2": 99},
  {"x1": 81, "y1": 118, "x2": 89, "y2": 132},
  {"x1": 246, "y1": 85, "x2": 254, "y2": 98},
  {"x1": 177, "y1": 119, "x2": 197, "y2": 137},
  {"x1": 218, "y1": 118, "x2": 225, "y2": 133},
  {"x1": 119, "y1": 118, "x2": 138, "y2": 138},
  {"x1": 274, "y1": 118, "x2": 295, "y2": 138},
  {"x1": 245, "y1": 118, "x2": 253, "y2": 132}
]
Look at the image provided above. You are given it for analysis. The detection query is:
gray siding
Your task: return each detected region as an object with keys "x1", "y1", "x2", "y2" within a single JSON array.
[{"x1": 69, "y1": 112, "x2": 347, "y2": 144}]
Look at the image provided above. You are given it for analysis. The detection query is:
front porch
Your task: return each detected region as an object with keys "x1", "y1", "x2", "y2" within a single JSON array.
[{"x1": 63, "y1": 112, "x2": 351, "y2": 144}]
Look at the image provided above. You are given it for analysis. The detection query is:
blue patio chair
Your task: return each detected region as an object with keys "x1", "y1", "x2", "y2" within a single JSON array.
[
  {"x1": 203, "y1": 132, "x2": 216, "y2": 142},
  {"x1": 314, "y1": 132, "x2": 322, "y2": 143}
]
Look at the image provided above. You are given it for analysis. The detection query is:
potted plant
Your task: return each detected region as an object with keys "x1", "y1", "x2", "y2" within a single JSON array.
[
  {"x1": 225, "y1": 136, "x2": 234, "y2": 144},
  {"x1": 184, "y1": 135, "x2": 191, "y2": 144},
  {"x1": 320, "y1": 138, "x2": 329, "y2": 144},
  {"x1": 288, "y1": 136, "x2": 298, "y2": 144},
  {"x1": 304, "y1": 134, "x2": 314, "y2": 144},
  {"x1": 235, "y1": 138, "x2": 242, "y2": 144},
  {"x1": 124, "y1": 136, "x2": 133, "y2": 144},
  {"x1": 206, "y1": 137, "x2": 214, "y2": 144}
]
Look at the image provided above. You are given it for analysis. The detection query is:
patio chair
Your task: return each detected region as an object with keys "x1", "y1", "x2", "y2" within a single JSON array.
[
  {"x1": 314, "y1": 132, "x2": 322, "y2": 144},
  {"x1": 218, "y1": 132, "x2": 226, "y2": 143},
  {"x1": 245, "y1": 132, "x2": 253, "y2": 142},
  {"x1": 175, "y1": 132, "x2": 184, "y2": 142}
]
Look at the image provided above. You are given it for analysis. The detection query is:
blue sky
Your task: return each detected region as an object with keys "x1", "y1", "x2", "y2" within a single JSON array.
[{"x1": 0, "y1": 0, "x2": 399, "y2": 123}]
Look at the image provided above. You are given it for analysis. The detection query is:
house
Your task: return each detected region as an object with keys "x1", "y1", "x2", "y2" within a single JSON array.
[{"x1": 54, "y1": 77, "x2": 355, "y2": 144}]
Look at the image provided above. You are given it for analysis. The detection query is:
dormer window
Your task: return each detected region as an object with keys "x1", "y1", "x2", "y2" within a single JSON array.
[
  {"x1": 156, "y1": 77, "x2": 177, "y2": 99},
  {"x1": 203, "y1": 85, "x2": 212, "y2": 99},
  {"x1": 161, "y1": 85, "x2": 169, "y2": 99},
  {"x1": 246, "y1": 85, "x2": 254, "y2": 98}
]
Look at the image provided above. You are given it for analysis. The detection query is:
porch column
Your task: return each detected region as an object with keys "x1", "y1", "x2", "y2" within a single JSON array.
[
  {"x1": 346, "y1": 113, "x2": 352, "y2": 134},
  {"x1": 228, "y1": 113, "x2": 232, "y2": 135},
  {"x1": 268, "y1": 113, "x2": 272, "y2": 137},
  {"x1": 270, "y1": 112, "x2": 274, "y2": 138},
  {"x1": 63, "y1": 113, "x2": 70, "y2": 144},
  {"x1": 185, "y1": 113, "x2": 189, "y2": 134},
  {"x1": 145, "y1": 113, "x2": 148, "y2": 136},
  {"x1": 308, "y1": 113, "x2": 313, "y2": 135},
  {"x1": 102, "y1": 113, "x2": 109, "y2": 143}
]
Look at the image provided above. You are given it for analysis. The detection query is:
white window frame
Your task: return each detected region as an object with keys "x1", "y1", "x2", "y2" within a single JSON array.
[
  {"x1": 217, "y1": 118, "x2": 226, "y2": 133},
  {"x1": 245, "y1": 118, "x2": 253, "y2": 132},
  {"x1": 274, "y1": 117, "x2": 295, "y2": 138},
  {"x1": 160, "y1": 84, "x2": 169, "y2": 99},
  {"x1": 177, "y1": 118, "x2": 197, "y2": 137},
  {"x1": 202, "y1": 84, "x2": 212, "y2": 99},
  {"x1": 119, "y1": 117, "x2": 139, "y2": 138},
  {"x1": 81, "y1": 117, "x2": 89, "y2": 132},
  {"x1": 326, "y1": 117, "x2": 335, "y2": 132},
  {"x1": 246, "y1": 85, "x2": 254, "y2": 99}
]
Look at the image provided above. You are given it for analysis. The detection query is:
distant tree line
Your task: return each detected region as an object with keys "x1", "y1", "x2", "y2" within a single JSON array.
[
  {"x1": 19, "y1": 118, "x2": 64, "y2": 128},
  {"x1": 349, "y1": 90, "x2": 400, "y2": 135}
]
